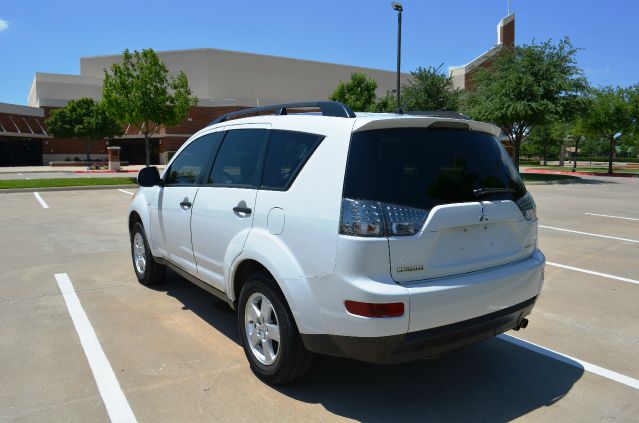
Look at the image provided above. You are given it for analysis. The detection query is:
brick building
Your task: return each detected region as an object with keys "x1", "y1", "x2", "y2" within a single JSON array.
[
  {"x1": 0, "y1": 49, "x2": 408, "y2": 166},
  {"x1": 449, "y1": 13, "x2": 515, "y2": 90},
  {"x1": 1, "y1": 15, "x2": 516, "y2": 167},
  {"x1": 449, "y1": 13, "x2": 516, "y2": 155},
  {"x1": 0, "y1": 103, "x2": 49, "y2": 166}
]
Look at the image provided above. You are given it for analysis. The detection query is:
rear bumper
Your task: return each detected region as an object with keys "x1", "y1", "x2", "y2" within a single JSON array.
[{"x1": 301, "y1": 296, "x2": 536, "y2": 363}]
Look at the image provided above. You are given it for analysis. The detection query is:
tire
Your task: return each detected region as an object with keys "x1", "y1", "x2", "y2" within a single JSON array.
[
  {"x1": 131, "y1": 222, "x2": 166, "y2": 286},
  {"x1": 238, "y1": 273, "x2": 313, "y2": 384}
]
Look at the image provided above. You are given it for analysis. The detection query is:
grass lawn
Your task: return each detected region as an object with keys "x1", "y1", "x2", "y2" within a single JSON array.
[
  {"x1": 0, "y1": 177, "x2": 137, "y2": 189},
  {"x1": 521, "y1": 173, "x2": 581, "y2": 183},
  {"x1": 526, "y1": 165, "x2": 639, "y2": 174}
]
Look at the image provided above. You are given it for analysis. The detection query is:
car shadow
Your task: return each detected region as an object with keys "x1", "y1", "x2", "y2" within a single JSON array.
[
  {"x1": 153, "y1": 270, "x2": 583, "y2": 422},
  {"x1": 526, "y1": 176, "x2": 614, "y2": 185}
]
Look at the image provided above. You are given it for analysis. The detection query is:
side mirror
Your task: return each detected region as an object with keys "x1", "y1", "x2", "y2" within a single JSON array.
[{"x1": 138, "y1": 166, "x2": 162, "y2": 187}]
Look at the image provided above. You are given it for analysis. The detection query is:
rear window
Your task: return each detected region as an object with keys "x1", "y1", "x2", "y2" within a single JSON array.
[{"x1": 343, "y1": 128, "x2": 526, "y2": 210}]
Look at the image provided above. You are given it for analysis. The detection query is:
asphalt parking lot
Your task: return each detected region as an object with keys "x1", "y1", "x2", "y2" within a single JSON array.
[{"x1": 1, "y1": 177, "x2": 638, "y2": 422}]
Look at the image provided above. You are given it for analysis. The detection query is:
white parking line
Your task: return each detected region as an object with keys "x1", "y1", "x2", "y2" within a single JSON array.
[
  {"x1": 547, "y1": 261, "x2": 639, "y2": 286},
  {"x1": 33, "y1": 192, "x2": 49, "y2": 209},
  {"x1": 585, "y1": 213, "x2": 639, "y2": 222},
  {"x1": 539, "y1": 225, "x2": 639, "y2": 244},
  {"x1": 118, "y1": 189, "x2": 135, "y2": 196},
  {"x1": 499, "y1": 334, "x2": 639, "y2": 390},
  {"x1": 54, "y1": 273, "x2": 137, "y2": 422}
]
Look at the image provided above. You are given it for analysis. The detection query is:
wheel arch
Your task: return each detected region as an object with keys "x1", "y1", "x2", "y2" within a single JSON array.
[
  {"x1": 230, "y1": 252, "x2": 323, "y2": 335},
  {"x1": 128, "y1": 188, "x2": 157, "y2": 254},
  {"x1": 129, "y1": 211, "x2": 142, "y2": 237}
]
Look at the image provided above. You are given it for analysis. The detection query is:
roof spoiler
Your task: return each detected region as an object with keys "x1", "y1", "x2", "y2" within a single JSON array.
[
  {"x1": 404, "y1": 110, "x2": 471, "y2": 120},
  {"x1": 210, "y1": 101, "x2": 356, "y2": 125}
]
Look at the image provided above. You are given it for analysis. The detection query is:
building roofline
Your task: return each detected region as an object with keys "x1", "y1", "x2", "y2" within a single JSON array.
[
  {"x1": 80, "y1": 47, "x2": 411, "y2": 78},
  {"x1": 499, "y1": 13, "x2": 515, "y2": 27},
  {"x1": 448, "y1": 44, "x2": 503, "y2": 74},
  {"x1": 0, "y1": 102, "x2": 45, "y2": 117},
  {"x1": 33, "y1": 72, "x2": 102, "y2": 83},
  {"x1": 448, "y1": 13, "x2": 515, "y2": 76}
]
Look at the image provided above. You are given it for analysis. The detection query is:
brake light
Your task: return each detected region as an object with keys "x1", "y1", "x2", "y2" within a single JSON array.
[
  {"x1": 340, "y1": 198, "x2": 428, "y2": 237},
  {"x1": 516, "y1": 192, "x2": 537, "y2": 221},
  {"x1": 345, "y1": 300, "x2": 405, "y2": 318}
]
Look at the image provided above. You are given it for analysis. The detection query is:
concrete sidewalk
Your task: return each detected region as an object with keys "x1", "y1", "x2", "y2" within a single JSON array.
[{"x1": 0, "y1": 165, "x2": 166, "y2": 174}]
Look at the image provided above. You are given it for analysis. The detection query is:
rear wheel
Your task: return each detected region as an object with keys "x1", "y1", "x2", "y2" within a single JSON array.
[
  {"x1": 131, "y1": 222, "x2": 165, "y2": 286},
  {"x1": 238, "y1": 273, "x2": 313, "y2": 384}
]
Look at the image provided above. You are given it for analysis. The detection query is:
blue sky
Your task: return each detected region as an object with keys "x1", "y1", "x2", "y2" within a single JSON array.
[{"x1": 1, "y1": 0, "x2": 637, "y2": 105}]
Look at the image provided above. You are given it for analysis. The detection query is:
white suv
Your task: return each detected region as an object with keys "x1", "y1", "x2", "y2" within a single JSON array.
[{"x1": 129, "y1": 101, "x2": 545, "y2": 384}]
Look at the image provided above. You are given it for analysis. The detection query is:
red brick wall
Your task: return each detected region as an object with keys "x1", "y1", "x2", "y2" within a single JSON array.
[
  {"x1": 159, "y1": 137, "x2": 187, "y2": 153},
  {"x1": 3, "y1": 105, "x2": 254, "y2": 163},
  {"x1": 44, "y1": 138, "x2": 108, "y2": 155},
  {"x1": 500, "y1": 19, "x2": 515, "y2": 48},
  {"x1": 159, "y1": 106, "x2": 248, "y2": 154},
  {"x1": 163, "y1": 106, "x2": 247, "y2": 135},
  {"x1": 464, "y1": 59, "x2": 495, "y2": 91}
]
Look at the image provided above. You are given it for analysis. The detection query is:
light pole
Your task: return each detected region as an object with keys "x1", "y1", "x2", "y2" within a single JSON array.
[{"x1": 391, "y1": 2, "x2": 403, "y2": 114}]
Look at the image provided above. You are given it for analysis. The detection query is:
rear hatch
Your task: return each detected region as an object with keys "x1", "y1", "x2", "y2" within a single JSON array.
[{"x1": 340, "y1": 124, "x2": 537, "y2": 283}]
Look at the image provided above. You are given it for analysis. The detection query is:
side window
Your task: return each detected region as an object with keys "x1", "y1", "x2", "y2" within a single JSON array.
[
  {"x1": 261, "y1": 130, "x2": 324, "y2": 190},
  {"x1": 209, "y1": 129, "x2": 269, "y2": 187},
  {"x1": 165, "y1": 132, "x2": 222, "y2": 185}
]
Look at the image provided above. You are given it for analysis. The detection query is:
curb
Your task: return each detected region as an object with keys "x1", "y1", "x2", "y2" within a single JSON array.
[
  {"x1": 0, "y1": 167, "x2": 164, "y2": 174},
  {"x1": 522, "y1": 169, "x2": 638, "y2": 178},
  {"x1": 72, "y1": 170, "x2": 140, "y2": 174},
  {"x1": 0, "y1": 184, "x2": 138, "y2": 194}
]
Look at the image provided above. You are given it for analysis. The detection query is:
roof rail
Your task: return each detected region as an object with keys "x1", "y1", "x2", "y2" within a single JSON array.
[
  {"x1": 404, "y1": 110, "x2": 471, "y2": 120},
  {"x1": 210, "y1": 101, "x2": 356, "y2": 125}
]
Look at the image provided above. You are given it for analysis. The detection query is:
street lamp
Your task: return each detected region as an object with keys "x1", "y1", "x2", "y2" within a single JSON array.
[{"x1": 391, "y1": 2, "x2": 403, "y2": 114}]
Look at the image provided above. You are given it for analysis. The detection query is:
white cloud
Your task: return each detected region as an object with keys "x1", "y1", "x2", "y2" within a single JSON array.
[
  {"x1": 584, "y1": 66, "x2": 611, "y2": 76},
  {"x1": 0, "y1": 19, "x2": 8, "y2": 32}
]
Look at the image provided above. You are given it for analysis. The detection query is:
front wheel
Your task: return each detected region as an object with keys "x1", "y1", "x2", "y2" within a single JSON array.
[
  {"x1": 131, "y1": 222, "x2": 165, "y2": 286},
  {"x1": 238, "y1": 273, "x2": 313, "y2": 384}
]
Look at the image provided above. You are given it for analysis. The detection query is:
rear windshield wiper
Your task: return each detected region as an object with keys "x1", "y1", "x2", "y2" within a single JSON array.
[{"x1": 473, "y1": 187, "x2": 516, "y2": 197}]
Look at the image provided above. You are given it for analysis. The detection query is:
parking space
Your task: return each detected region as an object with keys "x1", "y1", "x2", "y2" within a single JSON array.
[{"x1": 1, "y1": 178, "x2": 638, "y2": 422}]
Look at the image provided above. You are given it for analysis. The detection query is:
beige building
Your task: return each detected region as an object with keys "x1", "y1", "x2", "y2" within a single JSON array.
[
  {"x1": 28, "y1": 48, "x2": 409, "y2": 109},
  {"x1": 0, "y1": 48, "x2": 411, "y2": 166}
]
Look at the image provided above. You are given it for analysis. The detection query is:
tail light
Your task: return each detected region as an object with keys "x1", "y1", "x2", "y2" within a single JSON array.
[
  {"x1": 340, "y1": 198, "x2": 429, "y2": 237},
  {"x1": 345, "y1": 300, "x2": 405, "y2": 318},
  {"x1": 515, "y1": 192, "x2": 537, "y2": 221}
]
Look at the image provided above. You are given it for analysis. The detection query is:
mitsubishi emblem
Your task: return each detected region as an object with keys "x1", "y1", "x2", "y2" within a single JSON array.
[{"x1": 479, "y1": 204, "x2": 488, "y2": 222}]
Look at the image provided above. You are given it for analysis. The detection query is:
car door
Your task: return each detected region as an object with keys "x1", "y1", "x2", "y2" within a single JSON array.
[
  {"x1": 150, "y1": 132, "x2": 223, "y2": 275},
  {"x1": 190, "y1": 125, "x2": 270, "y2": 292}
]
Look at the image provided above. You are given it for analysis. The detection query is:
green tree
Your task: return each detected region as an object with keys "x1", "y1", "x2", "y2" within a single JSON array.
[
  {"x1": 627, "y1": 84, "x2": 639, "y2": 153},
  {"x1": 45, "y1": 98, "x2": 122, "y2": 161},
  {"x1": 95, "y1": 101, "x2": 124, "y2": 145},
  {"x1": 464, "y1": 38, "x2": 586, "y2": 168},
  {"x1": 525, "y1": 122, "x2": 565, "y2": 166},
  {"x1": 582, "y1": 86, "x2": 634, "y2": 173},
  {"x1": 102, "y1": 49, "x2": 198, "y2": 166},
  {"x1": 401, "y1": 65, "x2": 461, "y2": 111},
  {"x1": 370, "y1": 92, "x2": 397, "y2": 113},
  {"x1": 329, "y1": 72, "x2": 379, "y2": 112}
]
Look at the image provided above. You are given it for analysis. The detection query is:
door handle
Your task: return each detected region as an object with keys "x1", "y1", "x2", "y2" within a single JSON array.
[
  {"x1": 233, "y1": 206, "x2": 252, "y2": 215},
  {"x1": 180, "y1": 199, "x2": 192, "y2": 209}
]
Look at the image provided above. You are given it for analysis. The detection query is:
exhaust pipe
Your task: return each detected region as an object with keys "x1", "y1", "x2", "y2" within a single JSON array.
[{"x1": 514, "y1": 318, "x2": 529, "y2": 331}]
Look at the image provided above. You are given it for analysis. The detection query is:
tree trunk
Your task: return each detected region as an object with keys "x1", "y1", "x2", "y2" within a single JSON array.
[
  {"x1": 543, "y1": 142, "x2": 548, "y2": 166},
  {"x1": 513, "y1": 136, "x2": 521, "y2": 170},
  {"x1": 573, "y1": 137, "x2": 579, "y2": 171},
  {"x1": 84, "y1": 139, "x2": 91, "y2": 161},
  {"x1": 608, "y1": 136, "x2": 615, "y2": 174},
  {"x1": 144, "y1": 132, "x2": 150, "y2": 167}
]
